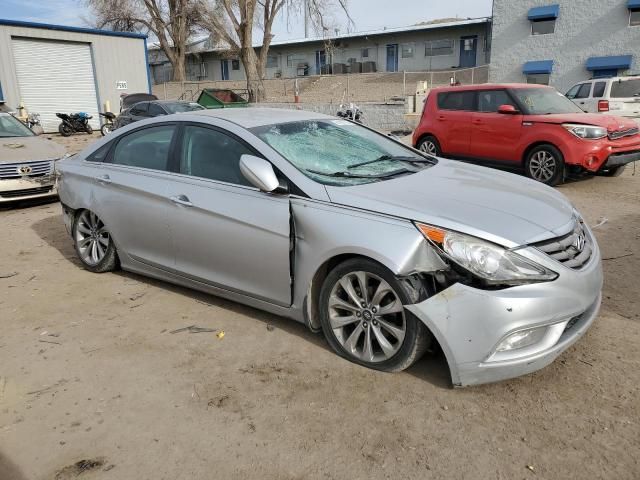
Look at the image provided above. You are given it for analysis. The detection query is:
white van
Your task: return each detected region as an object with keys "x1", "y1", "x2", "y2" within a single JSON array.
[{"x1": 565, "y1": 76, "x2": 640, "y2": 122}]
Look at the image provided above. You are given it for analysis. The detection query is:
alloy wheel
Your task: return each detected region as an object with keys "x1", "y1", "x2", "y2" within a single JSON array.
[
  {"x1": 529, "y1": 150, "x2": 557, "y2": 182},
  {"x1": 328, "y1": 271, "x2": 406, "y2": 363},
  {"x1": 419, "y1": 140, "x2": 438, "y2": 155},
  {"x1": 75, "y1": 210, "x2": 110, "y2": 266}
]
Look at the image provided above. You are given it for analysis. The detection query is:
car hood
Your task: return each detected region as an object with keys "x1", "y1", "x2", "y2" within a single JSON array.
[
  {"x1": 529, "y1": 113, "x2": 638, "y2": 131},
  {"x1": 0, "y1": 136, "x2": 66, "y2": 163},
  {"x1": 325, "y1": 159, "x2": 575, "y2": 247}
]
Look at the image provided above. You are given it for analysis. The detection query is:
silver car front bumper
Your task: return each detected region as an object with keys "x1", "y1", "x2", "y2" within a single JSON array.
[
  {"x1": 406, "y1": 239, "x2": 603, "y2": 387},
  {"x1": 0, "y1": 175, "x2": 57, "y2": 203}
]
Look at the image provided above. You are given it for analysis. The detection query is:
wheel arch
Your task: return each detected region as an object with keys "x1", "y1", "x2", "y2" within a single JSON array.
[{"x1": 522, "y1": 140, "x2": 565, "y2": 166}]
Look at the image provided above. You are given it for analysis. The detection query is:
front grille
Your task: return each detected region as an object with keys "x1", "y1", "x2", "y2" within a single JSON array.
[
  {"x1": 533, "y1": 221, "x2": 592, "y2": 270},
  {"x1": 0, "y1": 160, "x2": 53, "y2": 179},
  {"x1": 609, "y1": 127, "x2": 639, "y2": 140},
  {"x1": 0, "y1": 186, "x2": 54, "y2": 199}
]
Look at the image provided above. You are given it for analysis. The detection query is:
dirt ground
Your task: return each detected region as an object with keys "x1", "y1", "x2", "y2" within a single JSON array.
[{"x1": 1, "y1": 133, "x2": 639, "y2": 480}]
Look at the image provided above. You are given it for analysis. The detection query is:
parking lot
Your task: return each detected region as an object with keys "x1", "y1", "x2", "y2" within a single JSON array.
[{"x1": 0, "y1": 132, "x2": 637, "y2": 480}]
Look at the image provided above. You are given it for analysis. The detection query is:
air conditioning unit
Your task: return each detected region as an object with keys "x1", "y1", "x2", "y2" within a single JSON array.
[
  {"x1": 332, "y1": 63, "x2": 347, "y2": 74},
  {"x1": 362, "y1": 61, "x2": 377, "y2": 73}
]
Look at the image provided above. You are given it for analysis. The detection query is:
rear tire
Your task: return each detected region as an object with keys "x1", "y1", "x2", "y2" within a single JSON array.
[
  {"x1": 86, "y1": 124, "x2": 93, "y2": 134},
  {"x1": 319, "y1": 258, "x2": 431, "y2": 373},
  {"x1": 417, "y1": 135, "x2": 441, "y2": 156},
  {"x1": 598, "y1": 165, "x2": 626, "y2": 177},
  {"x1": 525, "y1": 144, "x2": 565, "y2": 186},
  {"x1": 73, "y1": 210, "x2": 119, "y2": 273}
]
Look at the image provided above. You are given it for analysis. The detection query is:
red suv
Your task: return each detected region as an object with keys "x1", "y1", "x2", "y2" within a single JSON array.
[{"x1": 412, "y1": 83, "x2": 640, "y2": 185}]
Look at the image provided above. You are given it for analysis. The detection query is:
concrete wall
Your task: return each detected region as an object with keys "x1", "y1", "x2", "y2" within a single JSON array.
[
  {"x1": 0, "y1": 24, "x2": 149, "y2": 113},
  {"x1": 490, "y1": 0, "x2": 640, "y2": 92},
  {"x1": 150, "y1": 22, "x2": 490, "y2": 84}
]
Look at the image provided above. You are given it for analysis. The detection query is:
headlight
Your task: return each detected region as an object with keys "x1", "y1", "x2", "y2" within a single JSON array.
[
  {"x1": 416, "y1": 223, "x2": 558, "y2": 285},
  {"x1": 562, "y1": 123, "x2": 607, "y2": 140}
]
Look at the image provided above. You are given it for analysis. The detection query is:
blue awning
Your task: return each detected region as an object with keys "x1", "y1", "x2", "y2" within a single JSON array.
[
  {"x1": 523, "y1": 60, "x2": 554, "y2": 75},
  {"x1": 628, "y1": 0, "x2": 640, "y2": 11},
  {"x1": 586, "y1": 55, "x2": 633, "y2": 71},
  {"x1": 528, "y1": 4, "x2": 560, "y2": 21}
]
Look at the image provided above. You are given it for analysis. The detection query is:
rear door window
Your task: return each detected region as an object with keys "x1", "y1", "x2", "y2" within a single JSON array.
[
  {"x1": 110, "y1": 125, "x2": 175, "y2": 171},
  {"x1": 130, "y1": 102, "x2": 149, "y2": 116},
  {"x1": 592, "y1": 81, "x2": 607, "y2": 98},
  {"x1": 437, "y1": 91, "x2": 476, "y2": 111}
]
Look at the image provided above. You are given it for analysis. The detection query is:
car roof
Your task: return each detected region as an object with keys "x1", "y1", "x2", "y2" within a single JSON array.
[
  {"x1": 188, "y1": 107, "x2": 333, "y2": 128},
  {"x1": 431, "y1": 83, "x2": 550, "y2": 93}
]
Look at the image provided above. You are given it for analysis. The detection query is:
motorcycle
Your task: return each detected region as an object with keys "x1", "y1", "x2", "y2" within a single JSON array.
[
  {"x1": 56, "y1": 112, "x2": 93, "y2": 137},
  {"x1": 337, "y1": 102, "x2": 364, "y2": 124},
  {"x1": 99, "y1": 112, "x2": 116, "y2": 136}
]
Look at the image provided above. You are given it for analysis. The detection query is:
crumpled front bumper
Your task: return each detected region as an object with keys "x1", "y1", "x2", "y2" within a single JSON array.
[
  {"x1": 406, "y1": 238, "x2": 603, "y2": 387},
  {"x1": 0, "y1": 175, "x2": 57, "y2": 203}
]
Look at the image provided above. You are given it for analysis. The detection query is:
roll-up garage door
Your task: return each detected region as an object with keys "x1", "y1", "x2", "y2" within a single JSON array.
[{"x1": 12, "y1": 38, "x2": 100, "y2": 132}]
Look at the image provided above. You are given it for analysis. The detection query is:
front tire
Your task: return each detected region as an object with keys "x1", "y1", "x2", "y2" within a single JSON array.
[
  {"x1": 319, "y1": 258, "x2": 431, "y2": 372},
  {"x1": 525, "y1": 144, "x2": 565, "y2": 186},
  {"x1": 417, "y1": 135, "x2": 441, "y2": 156},
  {"x1": 598, "y1": 165, "x2": 626, "y2": 177},
  {"x1": 100, "y1": 124, "x2": 113, "y2": 136},
  {"x1": 59, "y1": 123, "x2": 73, "y2": 137},
  {"x1": 73, "y1": 210, "x2": 118, "y2": 273}
]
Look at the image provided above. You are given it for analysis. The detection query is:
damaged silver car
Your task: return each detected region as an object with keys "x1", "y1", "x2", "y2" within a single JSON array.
[
  {"x1": 55, "y1": 109, "x2": 603, "y2": 386},
  {"x1": 0, "y1": 112, "x2": 65, "y2": 203}
]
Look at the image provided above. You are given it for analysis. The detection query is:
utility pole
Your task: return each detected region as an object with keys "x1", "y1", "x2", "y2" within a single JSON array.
[{"x1": 304, "y1": 0, "x2": 309, "y2": 38}]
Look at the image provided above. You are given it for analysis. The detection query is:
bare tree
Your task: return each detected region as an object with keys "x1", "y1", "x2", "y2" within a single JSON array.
[
  {"x1": 86, "y1": 0, "x2": 201, "y2": 82},
  {"x1": 198, "y1": 0, "x2": 352, "y2": 102}
]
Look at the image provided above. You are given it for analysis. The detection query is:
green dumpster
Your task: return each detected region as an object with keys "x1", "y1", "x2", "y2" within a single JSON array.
[{"x1": 196, "y1": 89, "x2": 249, "y2": 109}]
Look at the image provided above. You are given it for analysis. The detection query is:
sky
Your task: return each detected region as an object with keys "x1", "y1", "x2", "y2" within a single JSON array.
[{"x1": 0, "y1": 0, "x2": 493, "y2": 41}]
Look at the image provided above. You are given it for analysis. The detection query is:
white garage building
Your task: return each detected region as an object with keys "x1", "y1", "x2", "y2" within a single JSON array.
[{"x1": 0, "y1": 19, "x2": 150, "y2": 132}]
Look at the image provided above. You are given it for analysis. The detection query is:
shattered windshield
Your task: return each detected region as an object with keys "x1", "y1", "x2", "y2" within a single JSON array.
[
  {"x1": 511, "y1": 88, "x2": 584, "y2": 115},
  {"x1": 250, "y1": 119, "x2": 435, "y2": 186}
]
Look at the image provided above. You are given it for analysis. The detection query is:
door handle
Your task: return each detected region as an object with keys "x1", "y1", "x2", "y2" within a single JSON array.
[
  {"x1": 472, "y1": 119, "x2": 482, "y2": 125},
  {"x1": 170, "y1": 194, "x2": 193, "y2": 207},
  {"x1": 96, "y1": 174, "x2": 111, "y2": 184},
  {"x1": 437, "y1": 115, "x2": 446, "y2": 121},
  {"x1": 579, "y1": 102, "x2": 585, "y2": 105}
]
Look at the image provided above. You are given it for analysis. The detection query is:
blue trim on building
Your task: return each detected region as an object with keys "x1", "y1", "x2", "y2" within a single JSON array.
[
  {"x1": 523, "y1": 60, "x2": 554, "y2": 74},
  {"x1": 0, "y1": 18, "x2": 147, "y2": 39},
  {"x1": 528, "y1": 5, "x2": 560, "y2": 21},
  {"x1": 144, "y1": 38, "x2": 153, "y2": 94},
  {"x1": 628, "y1": 0, "x2": 640, "y2": 11},
  {"x1": 586, "y1": 55, "x2": 633, "y2": 71}
]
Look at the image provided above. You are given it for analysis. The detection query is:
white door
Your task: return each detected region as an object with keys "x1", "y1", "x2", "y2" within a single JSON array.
[{"x1": 12, "y1": 38, "x2": 100, "y2": 132}]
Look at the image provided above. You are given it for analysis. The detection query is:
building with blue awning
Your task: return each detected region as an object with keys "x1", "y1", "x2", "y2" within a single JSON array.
[{"x1": 490, "y1": 0, "x2": 640, "y2": 91}]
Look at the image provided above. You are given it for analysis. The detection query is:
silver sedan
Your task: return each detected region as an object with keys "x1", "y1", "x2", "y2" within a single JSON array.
[{"x1": 56, "y1": 108, "x2": 603, "y2": 386}]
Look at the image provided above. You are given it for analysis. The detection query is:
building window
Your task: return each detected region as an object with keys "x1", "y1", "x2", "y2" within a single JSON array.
[
  {"x1": 266, "y1": 55, "x2": 278, "y2": 68},
  {"x1": 531, "y1": 19, "x2": 555, "y2": 35},
  {"x1": 528, "y1": 4, "x2": 559, "y2": 35},
  {"x1": 231, "y1": 59, "x2": 240, "y2": 70},
  {"x1": 425, "y1": 39, "x2": 454, "y2": 57},
  {"x1": 526, "y1": 73, "x2": 550, "y2": 85},
  {"x1": 361, "y1": 48, "x2": 369, "y2": 58},
  {"x1": 630, "y1": 10, "x2": 640, "y2": 26},
  {"x1": 286, "y1": 54, "x2": 306, "y2": 67},
  {"x1": 401, "y1": 44, "x2": 414, "y2": 58}
]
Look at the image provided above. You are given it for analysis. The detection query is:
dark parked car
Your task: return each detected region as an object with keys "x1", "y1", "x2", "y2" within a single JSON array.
[{"x1": 114, "y1": 100, "x2": 205, "y2": 129}]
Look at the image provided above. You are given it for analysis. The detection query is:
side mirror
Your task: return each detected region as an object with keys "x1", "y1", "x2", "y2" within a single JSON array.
[
  {"x1": 498, "y1": 104, "x2": 519, "y2": 115},
  {"x1": 239, "y1": 154, "x2": 280, "y2": 192}
]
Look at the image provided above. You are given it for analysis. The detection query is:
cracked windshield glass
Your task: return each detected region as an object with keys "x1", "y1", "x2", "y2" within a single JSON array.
[{"x1": 251, "y1": 119, "x2": 435, "y2": 186}]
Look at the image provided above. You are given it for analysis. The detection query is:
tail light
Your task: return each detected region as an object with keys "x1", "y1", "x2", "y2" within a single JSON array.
[{"x1": 598, "y1": 100, "x2": 609, "y2": 112}]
